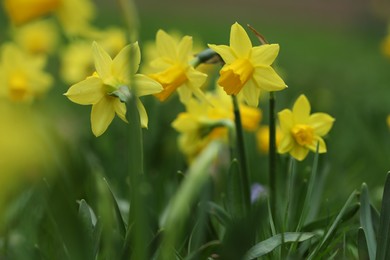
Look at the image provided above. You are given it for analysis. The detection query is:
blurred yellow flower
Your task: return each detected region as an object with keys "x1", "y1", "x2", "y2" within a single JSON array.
[
  {"x1": 0, "y1": 102, "x2": 58, "y2": 221},
  {"x1": 278, "y1": 95, "x2": 335, "y2": 161},
  {"x1": 0, "y1": 43, "x2": 52, "y2": 102},
  {"x1": 148, "y1": 30, "x2": 208, "y2": 103},
  {"x1": 4, "y1": 0, "x2": 95, "y2": 36},
  {"x1": 64, "y1": 42, "x2": 162, "y2": 137},
  {"x1": 387, "y1": 114, "x2": 390, "y2": 129},
  {"x1": 381, "y1": 34, "x2": 390, "y2": 58},
  {"x1": 256, "y1": 125, "x2": 282, "y2": 154},
  {"x1": 4, "y1": 0, "x2": 60, "y2": 25},
  {"x1": 172, "y1": 88, "x2": 261, "y2": 161},
  {"x1": 61, "y1": 28, "x2": 127, "y2": 84},
  {"x1": 12, "y1": 18, "x2": 59, "y2": 55},
  {"x1": 208, "y1": 22, "x2": 287, "y2": 107}
]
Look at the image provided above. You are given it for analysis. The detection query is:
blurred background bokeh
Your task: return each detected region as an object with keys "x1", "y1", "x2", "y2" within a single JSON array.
[{"x1": 0, "y1": 0, "x2": 389, "y2": 237}]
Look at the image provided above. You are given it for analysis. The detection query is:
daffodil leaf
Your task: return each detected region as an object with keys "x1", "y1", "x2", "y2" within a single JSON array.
[
  {"x1": 203, "y1": 201, "x2": 231, "y2": 226},
  {"x1": 103, "y1": 178, "x2": 127, "y2": 238},
  {"x1": 359, "y1": 183, "x2": 376, "y2": 260},
  {"x1": 184, "y1": 240, "x2": 221, "y2": 260},
  {"x1": 358, "y1": 228, "x2": 370, "y2": 260},
  {"x1": 226, "y1": 159, "x2": 246, "y2": 219},
  {"x1": 376, "y1": 172, "x2": 390, "y2": 260},
  {"x1": 243, "y1": 232, "x2": 317, "y2": 260}
]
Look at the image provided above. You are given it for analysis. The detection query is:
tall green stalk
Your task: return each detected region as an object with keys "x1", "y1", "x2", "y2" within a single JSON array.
[
  {"x1": 269, "y1": 92, "x2": 276, "y2": 217},
  {"x1": 232, "y1": 95, "x2": 251, "y2": 214}
]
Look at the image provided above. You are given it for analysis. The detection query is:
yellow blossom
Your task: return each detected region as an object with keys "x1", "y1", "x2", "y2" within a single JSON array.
[
  {"x1": 381, "y1": 35, "x2": 390, "y2": 58},
  {"x1": 172, "y1": 88, "x2": 261, "y2": 161},
  {"x1": 208, "y1": 22, "x2": 287, "y2": 107},
  {"x1": 387, "y1": 115, "x2": 390, "y2": 129},
  {"x1": 4, "y1": 0, "x2": 96, "y2": 36},
  {"x1": 12, "y1": 18, "x2": 59, "y2": 55},
  {"x1": 147, "y1": 30, "x2": 208, "y2": 103},
  {"x1": 256, "y1": 125, "x2": 282, "y2": 154},
  {"x1": 4, "y1": 0, "x2": 60, "y2": 25},
  {"x1": 61, "y1": 27, "x2": 127, "y2": 84},
  {"x1": 0, "y1": 43, "x2": 52, "y2": 102},
  {"x1": 278, "y1": 94, "x2": 335, "y2": 161},
  {"x1": 64, "y1": 42, "x2": 162, "y2": 137}
]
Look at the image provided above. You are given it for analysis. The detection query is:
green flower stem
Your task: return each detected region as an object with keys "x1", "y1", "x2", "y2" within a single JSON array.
[
  {"x1": 125, "y1": 89, "x2": 147, "y2": 260},
  {"x1": 269, "y1": 92, "x2": 277, "y2": 217},
  {"x1": 232, "y1": 95, "x2": 251, "y2": 214}
]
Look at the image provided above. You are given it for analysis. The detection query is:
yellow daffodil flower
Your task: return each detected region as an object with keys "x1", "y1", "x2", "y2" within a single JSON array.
[
  {"x1": 4, "y1": 0, "x2": 60, "y2": 25},
  {"x1": 64, "y1": 42, "x2": 162, "y2": 137},
  {"x1": 256, "y1": 125, "x2": 282, "y2": 154},
  {"x1": 172, "y1": 88, "x2": 261, "y2": 161},
  {"x1": 4, "y1": 0, "x2": 95, "y2": 36},
  {"x1": 208, "y1": 22, "x2": 287, "y2": 107},
  {"x1": 381, "y1": 34, "x2": 390, "y2": 58},
  {"x1": 277, "y1": 94, "x2": 335, "y2": 161},
  {"x1": 61, "y1": 27, "x2": 127, "y2": 84},
  {"x1": 147, "y1": 30, "x2": 208, "y2": 103},
  {"x1": 386, "y1": 115, "x2": 390, "y2": 129},
  {"x1": 12, "y1": 18, "x2": 59, "y2": 55},
  {"x1": 0, "y1": 43, "x2": 52, "y2": 102}
]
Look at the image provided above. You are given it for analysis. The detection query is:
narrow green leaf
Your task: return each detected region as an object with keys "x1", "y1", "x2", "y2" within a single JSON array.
[
  {"x1": 308, "y1": 190, "x2": 357, "y2": 260},
  {"x1": 184, "y1": 240, "x2": 221, "y2": 260},
  {"x1": 103, "y1": 178, "x2": 127, "y2": 238},
  {"x1": 204, "y1": 201, "x2": 231, "y2": 226},
  {"x1": 358, "y1": 228, "x2": 369, "y2": 260},
  {"x1": 159, "y1": 141, "x2": 221, "y2": 260},
  {"x1": 78, "y1": 199, "x2": 94, "y2": 231},
  {"x1": 376, "y1": 172, "x2": 390, "y2": 260},
  {"x1": 243, "y1": 232, "x2": 316, "y2": 260},
  {"x1": 360, "y1": 183, "x2": 376, "y2": 260}
]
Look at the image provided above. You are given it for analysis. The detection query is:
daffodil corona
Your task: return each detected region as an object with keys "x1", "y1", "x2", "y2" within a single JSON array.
[
  {"x1": 64, "y1": 42, "x2": 162, "y2": 137},
  {"x1": 277, "y1": 95, "x2": 335, "y2": 161},
  {"x1": 147, "y1": 30, "x2": 208, "y2": 103},
  {"x1": 208, "y1": 22, "x2": 287, "y2": 107}
]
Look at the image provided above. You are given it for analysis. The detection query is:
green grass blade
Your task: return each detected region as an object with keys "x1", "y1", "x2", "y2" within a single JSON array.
[
  {"x1": 243, "y1": 232, "x2": 316, "y2": 260},
  {"x1": 184, "y1": 240, "x2": 221, "y2": 260},
  {"x1": 360, "y1": 183, "x2": 376, "y2": 260},
  {"x1": 308, "y1": 190, "x2": 357, "y2": 260},
  {"x1": 376, "y1": 172, "x2": 390, "y2": 260}
]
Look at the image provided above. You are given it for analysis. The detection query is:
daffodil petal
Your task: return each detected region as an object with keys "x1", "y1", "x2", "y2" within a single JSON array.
[
  {"x1": 178, "y1": 36, "x2": 192, "y2": 63},
  {"x1": 307, "y1": 136, "x2": 327, "y2": 153},
  {"x1": 278, "y1": 134, "x2": 294, "y2": 154},
  {"x1": 187, "y1": 67, "x2": 207, "y2": 88},
  {"x1": 290, "y1": 145, "x2": 309, "y2": 161},
  {"x1": 92, "y1": 41, "x2": 112, "y2": 80},
  {"x1": 230, "y1": 22, "x2": 252, "y2": 57},
  {"x1": 207, "y1": 44, "x2": 236, "y2": 64},
  {"x1": 292, "y1": 94, "x2": 311, "y2": 124},
  {"x1": 114, "y1": 98, "x2": 128, "y2": 123},
  {"x1": 156, "y1": 30, "x2": 177, "y2": 59},
  {"x1": 136, "y1": 98, "x2": 148, "y2": 128},
  {"x1": 64, "y1": 77, "x2": 104, "y2": 105},
  {"x1": 241, "y1": 78, "x2": 260, "y2": 107},
  {"x1": 309, "y1": 113, "x2": 335, "y2": 136},
  {"x1": 91, "y1": 96, "x2": 116, "y2": 137},
  {"x1": 277, "y1": 109, "x2": 294, "y2": 132},
  {"x1": 251, "y1": 44, "x2": 279, "y2": 66},
  {"x1": 252, "y1": 66, "x2": 287, "y2": 92},
  {"x1": 177, "y1": 83, "x2": 192, "y2": 104},
  {"x1": 172, "y1": 113, "x2": 198, "y2": 132},
  {"x1": 133, "y1": 74, "x2": 163, "y2": 96},
  {"x1": 112, "y1": 42, "x2": 140, "y2": 81}
]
